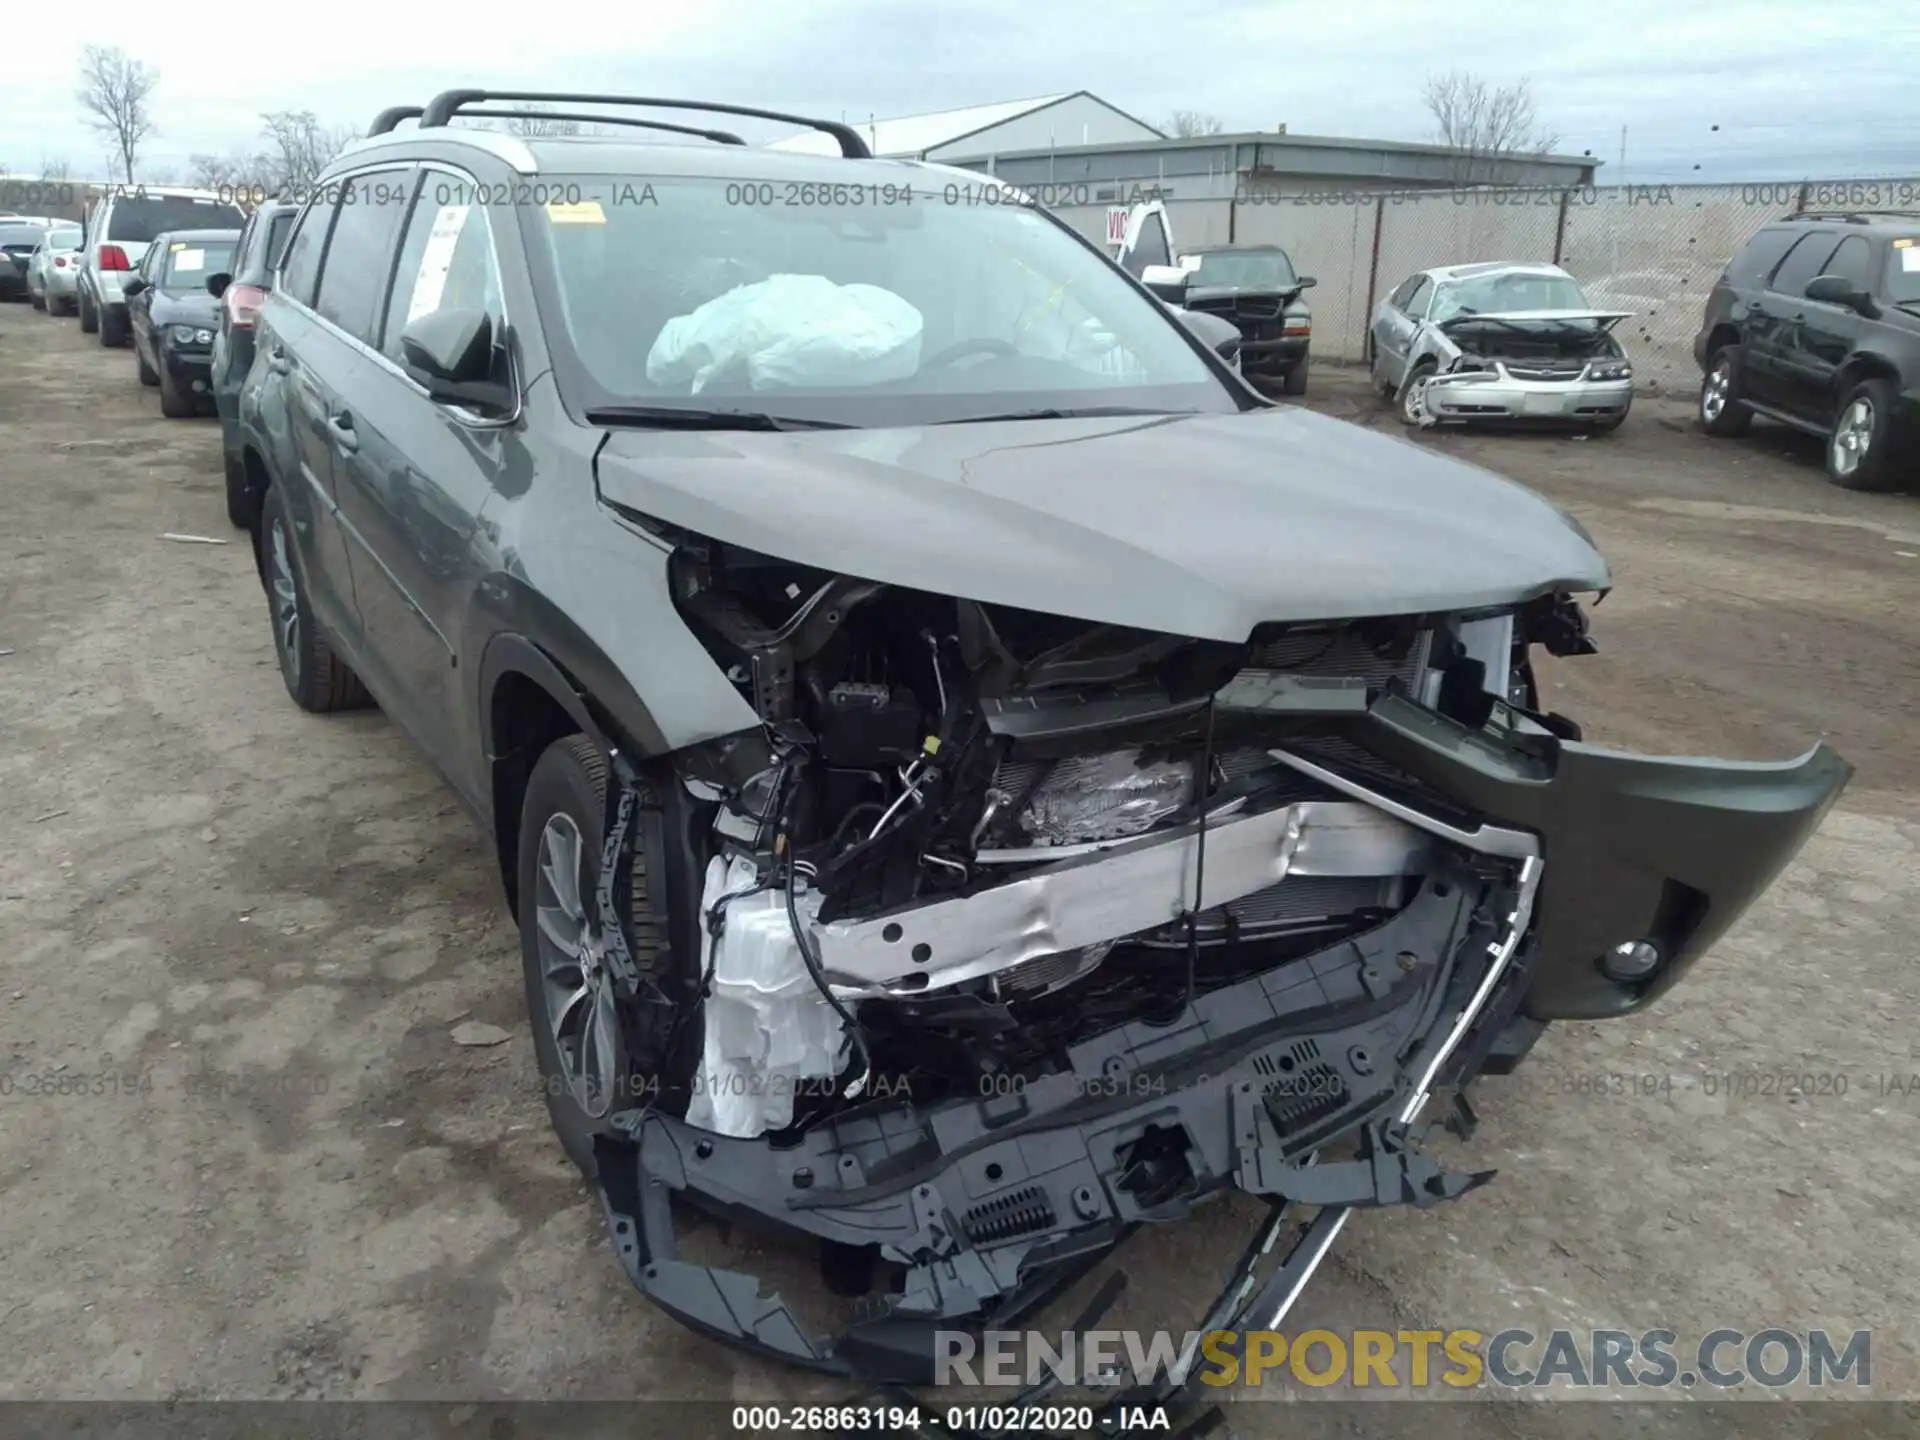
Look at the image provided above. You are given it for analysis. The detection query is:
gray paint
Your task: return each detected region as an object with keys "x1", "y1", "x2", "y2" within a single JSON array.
[{"x1": 595, "y1": 405, "x2": 1610, "y2": 642}]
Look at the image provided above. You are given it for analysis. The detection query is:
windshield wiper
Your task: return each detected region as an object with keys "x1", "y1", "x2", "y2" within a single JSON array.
[
  {"x1": 585, "y1": 404, "x2": 855, "y2": 432},
  {"x1": 933, "y1": 405, "x2": 1196, "y2": 425}
]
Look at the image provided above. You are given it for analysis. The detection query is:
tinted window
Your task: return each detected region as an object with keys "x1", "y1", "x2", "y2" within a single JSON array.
[
  {"x1": 1188, "y1": 250, "x2": 1296, "y2": 288},
  {"x1": 383, "y1": 188, "x2": 503, "y2": 365},
  {"x1": 264, "y1": 213, "x2": 295, "y2": 271},
  {"x1": 162, "y1": 239, "x2": 236, "y2": 289},
  {"x1": 104, "y1": 194, "x2": 245, "y2": 243},
  {"x1": 1729, "y1": 228, "x2": 1799, "y2": 284},
  {"x1": 277, "y1": 201, "x2": 328, "y2": 306},
  {"x1": 312, "y1": 172, "x2": 414, "y2": 345},
  {"x1": 1126, "y1": 214, "x2": 1171, "y2": 274},
  {"x1": 1821, "y1": 235, "x2": 1875, "y2": 292},
  {"x1": 1768, "y1": 233, "x2": 1841, "y2": 296},
  {"x1": 1388, "y1": 274, "x2": 1421, "y2": 308}
]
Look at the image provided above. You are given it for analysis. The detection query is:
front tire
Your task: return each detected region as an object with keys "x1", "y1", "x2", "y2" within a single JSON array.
[
  {"x1": 99, "y1": 303, "x2": 128, "y2": 348},
  {"x1": 137, "y1": 343, "x2": 159, "y2": 387},
  {"x1": 517, "y1": 735, "x2": 673, "y2": 1176},
  {"x1": 79, "y1": 289, "x2": 99, "y2": 334},
  {"x1": 158, "y1": 360, "x2": 194, "y2": 417},
  {"x1": 29, "y1": 289, "x2": 44, "y2": 312},
  {"x1": 1698, "y1": 344, "x2": 1753, "y2": 437},
  {"x1": 1397, "y1": 359, "x2": 1437, "y2": 426},
  {"x1": 258, "y1": 484, "x2": 371, "y2": 712},
  {"x1": 1826, "y1": 378, "x2": 1899, "y2": 492},
  {"x1": 1282, "y1": 359, "x2": 1309, "y2": 397}
]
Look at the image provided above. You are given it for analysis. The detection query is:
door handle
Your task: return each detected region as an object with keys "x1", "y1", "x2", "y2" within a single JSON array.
[{"x1": 326, "y1": 411, "x2": 358, "y2": 454}]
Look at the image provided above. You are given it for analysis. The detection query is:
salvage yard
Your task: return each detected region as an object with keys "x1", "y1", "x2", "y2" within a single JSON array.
[{"x1": 2, "y1": 310, "x2": 1917, "y2": 1430}]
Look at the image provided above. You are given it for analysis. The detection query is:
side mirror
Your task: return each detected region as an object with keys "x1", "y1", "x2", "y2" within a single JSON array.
[
  {"x1": 1804, "y1": 274, "x2": 1872, "y2": 312},
  {"x1": 1294, "y1": 275, "x2": 1319, "y2": 292},
  {"x1": 401, "y1": 306, "x2": 511, "y2": 409},
  {"x1": 1140, "y1": 264, "x2": 1190, "y2": 304},
  {"x1": 206, "y1": 271, "x2": 232, "y2": 299},
  {"x1": 121, "y1": 276, "x2": 148, "y2": 298}
]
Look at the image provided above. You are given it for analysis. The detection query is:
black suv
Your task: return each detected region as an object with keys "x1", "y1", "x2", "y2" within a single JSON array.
[
  {"x1": 207, "y1": 200, "x2": 299, "y2": 525},
  {"x1": 1694, "y1": 211, "x2": 1920, "y2": 490},
  {"x1": 229, "y1": 89, "x2": 1846, "y2": 1399}
]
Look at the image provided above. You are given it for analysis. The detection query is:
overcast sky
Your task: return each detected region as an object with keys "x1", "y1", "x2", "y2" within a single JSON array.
[{"x1": 3, "y1": 0, "x2": 1914, "y2": 186}]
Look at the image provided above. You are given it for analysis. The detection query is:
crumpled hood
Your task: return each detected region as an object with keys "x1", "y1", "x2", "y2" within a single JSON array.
[
  {"x1": 595, "y1": 405, "x2": 1611, "y2": 640},
  {"x1": 1438, "y1": 309, "x2": 1631, "y2": 331}
]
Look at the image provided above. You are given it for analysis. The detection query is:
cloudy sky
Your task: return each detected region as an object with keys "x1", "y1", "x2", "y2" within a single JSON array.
[{"x1": 3, "y1": 0, "x2": 1914, "y2": 186}]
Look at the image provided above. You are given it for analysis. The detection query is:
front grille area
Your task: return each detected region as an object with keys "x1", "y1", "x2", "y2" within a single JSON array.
[
  {"x1": 1248, "y1": 627, "x2": 1432, "y2": 692},
  {"x1": 1188, "y1": 295, "x2": 1285, "y2": 323},
  {"x1": 1505, "y1": 361, "x2": 1587, "y2": 381}
]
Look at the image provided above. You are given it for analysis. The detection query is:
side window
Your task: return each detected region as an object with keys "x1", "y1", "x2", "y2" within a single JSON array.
[
  {"x1": 312, "y1": 170, "x2": 415, "y2": 346},
  {"x1": 1404, "y1": 276, "x2": 1432, "y2": 317},
  {"x1": 1386, "y1": 275, "x2": 1418, "y2": 309},
  {"x1": 138, "y1": 239, "x2": 163, "y2": 281},
  {"x1": 1729, "y1": 228, "x2": 1798, "y2": 285},
  {"x1": 278, "y1": 199, "x2": 330, "y2": 307},
  {"x1": 1821, "y1": 236, "x2": 1875, "y2": 293},
  {"x1": 381, "y1": 182, "x2": 504, "y2": 367},
  {"x1": 1767, "y1": 233, "x2": 1841, "y2": 297},
  {"x1": 232, "y1": 212, "x2": 258, "y2": 271}
]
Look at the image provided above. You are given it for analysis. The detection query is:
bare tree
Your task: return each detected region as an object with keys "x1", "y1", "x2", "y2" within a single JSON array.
[
  {"x1": 1164, "y1": 109, "x2": 1225, "y2": 139},
  {"x1": 1420, "y1": 71, "x2": 1558, "y2": 184},
  {"x1": 506, "y1": 103, "x2": 585, "y2": 138},
  {"x1": 77, "y1": 45, "x2": 159, "y2": 184},
  {"x1": 259, "y1": 109, "x2": 361, "y2": 195},
  {"x1": 38, "y1": 156, "x2": 73, "y2": 182}
]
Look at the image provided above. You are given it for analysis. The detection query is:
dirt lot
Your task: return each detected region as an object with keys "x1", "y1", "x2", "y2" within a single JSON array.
[{"x1": 2, "y1": 308, "x2": 1917, "y2": 1432}]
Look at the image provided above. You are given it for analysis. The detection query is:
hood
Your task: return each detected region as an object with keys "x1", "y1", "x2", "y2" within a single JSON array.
[
  {"x1": 1187, "y1": 281, "x2": 1309, "y2": 303},
  {"x1": 150, "y1": 289, "x2": 220, "y2": 326},
  {"x1": 1439, "y1": 309, "x2": 1631, "y2": 332},
  {"x1": 595, "y1": 407, "x2": 1610, "y2": 641}
]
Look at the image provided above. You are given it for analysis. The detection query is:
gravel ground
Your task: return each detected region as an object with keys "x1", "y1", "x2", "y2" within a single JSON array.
[{"x1": 2, "y1": 307, "x2": 1916, "y2": 1435}]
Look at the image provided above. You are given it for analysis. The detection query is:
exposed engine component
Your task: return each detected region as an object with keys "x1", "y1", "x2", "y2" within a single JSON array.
[{"x1": 662, "y1": 539, "x2": 1569, "y2": 1137}]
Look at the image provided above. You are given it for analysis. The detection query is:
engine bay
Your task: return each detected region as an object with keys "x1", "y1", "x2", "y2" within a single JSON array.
[{"x1": 658, "y1": 535, "x2": 1584, "y2": 1138}]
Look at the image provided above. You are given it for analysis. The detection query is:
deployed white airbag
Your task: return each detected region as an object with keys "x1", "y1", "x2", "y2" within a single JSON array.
[
  {"x1": 645, "y1": 274, "x2": 923, "y2": 393},
  {"x1": 686, "y1": 855, "x2": 849, "y2": 1138}
]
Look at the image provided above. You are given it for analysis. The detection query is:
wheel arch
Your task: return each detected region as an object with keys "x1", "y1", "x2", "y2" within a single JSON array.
[
  {"x1": 1835, "y1": 351, "x2": 1901, "y2": 400},
  {"x1": 1703, "y1": 322, "x2": 1742, "y2": 360}
]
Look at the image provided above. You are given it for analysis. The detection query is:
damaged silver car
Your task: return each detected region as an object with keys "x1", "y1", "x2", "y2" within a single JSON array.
[
  {"x1": 236, "y1": 90, "x2": 1850, "y2": 1421},
  {"x1": 1369, "y1": 261, "x2": 1636, "y2": 431}
]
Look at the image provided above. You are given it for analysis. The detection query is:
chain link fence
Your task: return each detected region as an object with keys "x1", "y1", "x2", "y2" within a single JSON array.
[{"x1": 1056, "y1": 178, "x2": 1920, "y2": 390}]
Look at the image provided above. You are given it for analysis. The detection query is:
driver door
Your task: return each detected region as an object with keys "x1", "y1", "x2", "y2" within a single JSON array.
[{"x1": 1372, "y1": 275, "x2": 1430, "y2": 388}]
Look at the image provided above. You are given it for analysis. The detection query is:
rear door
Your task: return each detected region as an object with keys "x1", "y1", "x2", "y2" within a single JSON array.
[
  {"x1": 1745, "y1": 231, "x2": 1840, "y2": 405},
  {"x1": 1776, "y1": 234, "x2": 1878, "y2": 420},
  {"x1": 250, "y1": 189, "x2": 365, "y2": 649},
  {"x1": 329, "y1": 168, "x2": 512, "y2": 786}
]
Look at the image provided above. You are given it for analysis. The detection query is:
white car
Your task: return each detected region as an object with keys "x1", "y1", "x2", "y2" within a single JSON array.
[
  {"x1": 76, "y1": 187, "x2": 246, "y2": 346},
  {"x1": 27, "y1": 223, "x2": 85, "y2": 315}
]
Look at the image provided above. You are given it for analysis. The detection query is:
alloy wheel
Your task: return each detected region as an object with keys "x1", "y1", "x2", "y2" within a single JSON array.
[
  {"x1": 1701, "y1": 361, "x2": 1729, "y2": 422},
  {"x1": 533, "y1": 813, "x2": 620, "y2": 1119},
  {"x1": 1830, "y1": 398, "x2": 1874, "y2": 478}
]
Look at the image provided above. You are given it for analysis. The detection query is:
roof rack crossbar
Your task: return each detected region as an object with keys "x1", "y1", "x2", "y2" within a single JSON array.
[
  {"x1": 1784, "y1": 209, "x2": 1920, "y2": 223},
  {"x1": 415, "y1": 90, "x2": 871, "y2": 158},
  {"x1": 369, "y1": 106, "x2": 424, "y2": 135},
  {"x1": 455, "y1": 109, "x2": 745, "y2": 145}
]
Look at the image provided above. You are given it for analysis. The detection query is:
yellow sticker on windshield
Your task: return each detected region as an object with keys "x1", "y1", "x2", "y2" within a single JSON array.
[
  {"x1": 546, "y1": 200, "x2": 606, "y2": 225},
  {"x1": 170, "y1": 242, "x2": 186, "y2": 251}
]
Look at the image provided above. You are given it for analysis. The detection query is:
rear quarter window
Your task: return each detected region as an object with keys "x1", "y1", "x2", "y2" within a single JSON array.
[{"x1": 1728, "y1": 228, "x2": 1800, "y2": 286}]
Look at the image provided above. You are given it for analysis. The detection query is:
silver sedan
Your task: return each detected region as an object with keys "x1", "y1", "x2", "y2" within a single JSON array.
[
  {"x1": 28, "y1": 224, "x2": 85, "y2": 315},
  {"x1": 1367, "y1": 261, "x2": 1635, "y2": 431}
]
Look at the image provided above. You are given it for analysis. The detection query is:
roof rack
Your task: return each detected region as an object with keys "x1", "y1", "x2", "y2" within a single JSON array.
[
  {"x1": 411, "y1": 90, "x2": 871, "y2": 158},
  {"x1": 1785, "y1": 209, "x2": 1920, "y2": 224},
  {"x1": 369, "y1": 106, "x2": 424, "y2": 134}
]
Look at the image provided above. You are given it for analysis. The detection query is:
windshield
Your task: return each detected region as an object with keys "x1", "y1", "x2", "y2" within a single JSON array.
[
  {"x1": 1188, "y1": 250, "x2": 1297, "y2": 289},
  {"x1": 1889, "y1": 239, "x2": 1920, "y2": 306},
  {"x1": 521, "y1": 176, "x2": 1236, "y2": 426},
  {"x1": 105, "y1": 195, "x2": 246, "y2": 244},
  {"x1": 162, "y1": 239, "x2": 235, "y2": 289},
  {"x1": 1431, "y1": 271, "x2": 1591, "y2": 321}
]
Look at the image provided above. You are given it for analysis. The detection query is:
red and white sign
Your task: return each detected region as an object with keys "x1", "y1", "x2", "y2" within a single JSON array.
[{"x1": 1106, "y1": 206, "x2": 1130, "y2": 247}]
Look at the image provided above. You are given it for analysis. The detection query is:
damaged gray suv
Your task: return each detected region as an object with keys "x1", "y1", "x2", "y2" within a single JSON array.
[{"x1": 230, "y1": 90, "x2": 1851, "y2": 1410}]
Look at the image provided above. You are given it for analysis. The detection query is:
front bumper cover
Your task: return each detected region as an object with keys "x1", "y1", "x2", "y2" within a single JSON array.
[{"x1": 595, "y1": 691, "x2": 1848, "y2": 1396}]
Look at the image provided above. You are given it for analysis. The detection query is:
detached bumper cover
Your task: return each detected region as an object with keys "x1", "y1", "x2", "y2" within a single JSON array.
[
  {"x1": 595, "y1": 692, "x2": 1848, "y2": 1385},
  {"x1": 1424, "y1": 369, "x2": 1632, "y2": 421}
]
